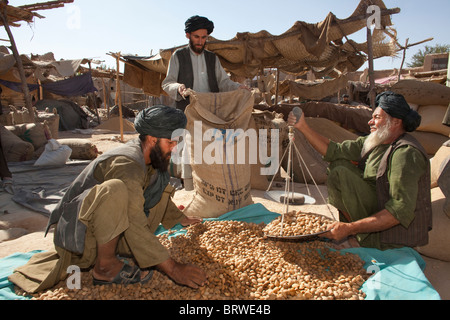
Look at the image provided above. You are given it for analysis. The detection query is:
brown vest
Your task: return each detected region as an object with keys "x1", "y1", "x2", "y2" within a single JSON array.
[
  {"x1": 360, "y1": 133, "x2": 432, "y2": 247},
  {"x1": 175, "y1": 47, "x2": 219, "y2": 111}
]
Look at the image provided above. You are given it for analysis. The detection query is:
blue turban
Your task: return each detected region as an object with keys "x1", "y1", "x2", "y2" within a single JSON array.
[
  {"x1": 134, "y1": 105, "x2": 187, "y2": 139},
  {"x1": 376, "y1": 91, "x2": 422, "y2": 132},
  {"x1": 185, "y1": 15, "x2": 214, "y2": 34}
]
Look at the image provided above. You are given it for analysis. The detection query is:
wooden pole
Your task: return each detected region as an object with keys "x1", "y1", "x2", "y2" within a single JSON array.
[
  {"x1": 398, "y1": 38, "x2": 409, "y2": 82},
  {"x1": 274, "y1": 69, "x2": 280, "y2": 106},
  {"x1": 115, "y1": 52, "x2": 124, "y2": 142},
  {"x1": 366, "y1": 27, "x2": 376, "y2": 109},
  {"x1": 0, "y1": 1, "x2": 34, "y2": 121},
  {"x1": 101, "y1": 78, "x2": 109, "y2": 119},
  {"x1": 88, "y1": 61, "x2": 101, "y2": 125},
  {"x1": 38, "y1": 79, "x2": 43, "y2": 100}
]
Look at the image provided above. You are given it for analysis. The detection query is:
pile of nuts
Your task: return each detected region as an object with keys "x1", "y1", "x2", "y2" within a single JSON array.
[
  {"x1": 21, "y1": 220, "x2": 367, "y2": 300},
  {"x1": 263, "y1": 211, "x2": 333, "y2": 237}
]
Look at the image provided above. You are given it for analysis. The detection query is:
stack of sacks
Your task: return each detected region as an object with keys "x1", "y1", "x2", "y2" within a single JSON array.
[
  {"x1": 0, "y1": 124, "x2": 34, "y2": 162},
  {"x1": 392, "y1": 80, "x2": 450, "y2": 157},
  {"x1": 410, "y1": 104, "x2": 450, "y2": 156},
  {"x1": 5, "y1": 122, "x2": 52, "y2": 159},
  {"x1": 416, "y1": 142, "x2": 450, "y2": 261}
]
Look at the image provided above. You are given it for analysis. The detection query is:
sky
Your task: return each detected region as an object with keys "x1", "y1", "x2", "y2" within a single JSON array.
[{"x1": 2, "y1": 0, "x2": 449, "y2": 74}]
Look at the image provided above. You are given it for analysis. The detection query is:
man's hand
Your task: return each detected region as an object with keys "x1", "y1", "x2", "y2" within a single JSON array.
[
  {"x1": 157, "y1": 258, "x2": 207, "y2": 289},
  {"x1": 180, "y1": 216, "x2": 203, "y2": 227},
  {"x1": 287, "y1": 110, "x2": 305, "y2": 130},
  {"x1": 178, "y1": 84, "x2": 187, "y2": 99},
  {"x1": 320, "y1": 221, "x2": 353, "y2": 242}
]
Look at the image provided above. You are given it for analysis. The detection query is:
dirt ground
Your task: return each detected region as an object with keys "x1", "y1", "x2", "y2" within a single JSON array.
[{"x1": 1, "y1": 128, "x2": 449, "y2": 300}]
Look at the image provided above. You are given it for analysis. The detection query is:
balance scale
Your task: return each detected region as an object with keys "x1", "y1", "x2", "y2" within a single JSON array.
[{"x1": 263, "y1": 107, "x2": 337, "y2": 240}]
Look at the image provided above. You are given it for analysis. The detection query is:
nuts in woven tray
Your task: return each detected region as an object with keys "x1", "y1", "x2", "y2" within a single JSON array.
[{"x1": 263, "y1": 211, "x2": 333, "y2": 237}]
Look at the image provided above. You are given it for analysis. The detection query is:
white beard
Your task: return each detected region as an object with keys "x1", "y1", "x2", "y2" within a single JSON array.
[{"x1": 361, "y1": 118, "x2": 393, "y2": 157}]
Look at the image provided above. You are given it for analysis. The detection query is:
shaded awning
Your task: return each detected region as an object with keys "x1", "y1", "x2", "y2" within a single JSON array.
[{"x1": 120, "y1": 0, "x2": 400, "y2": 96}]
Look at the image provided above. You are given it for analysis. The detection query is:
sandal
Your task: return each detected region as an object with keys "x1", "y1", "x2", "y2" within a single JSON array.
[
  {"x1": 140, "y1": 268, "x2": 154, "y2": 285},
  {"x1": 93, "y1": 263, "x2": 142, "y2": 286}
]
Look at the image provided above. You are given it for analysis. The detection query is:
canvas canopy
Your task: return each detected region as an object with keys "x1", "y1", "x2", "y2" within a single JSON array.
[
  {"x1": 0, "y1": 49, "x2": 92, "y2": 81},
  {"x1": 275, "y1": 75, "x2": 351, "y2": 101},
  {"x1": 121, "y1": 0, "x2": 400, "y2": 97}
]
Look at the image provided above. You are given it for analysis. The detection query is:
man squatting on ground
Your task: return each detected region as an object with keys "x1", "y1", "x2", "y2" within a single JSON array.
[
  {"x1": 288, "y1": 91, "x2": 432, "y2": 250},
  {"x1": 10, "y1": 106, "x2": 207, "y2": 291}
]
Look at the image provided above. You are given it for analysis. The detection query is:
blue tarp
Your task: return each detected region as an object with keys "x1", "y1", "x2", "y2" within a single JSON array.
[
  {"x1": 0, "y1": 203, "x2": 441, "y2": 300},
  {"x1": 0, "y1": 250, "x2": 42, "y2": 300},
  {"x1": 340, "y1": 247, "x2": 441, "y2": 300},
  {"x1": 0, "y1": 72, "x2": 97, "y2": 97}
]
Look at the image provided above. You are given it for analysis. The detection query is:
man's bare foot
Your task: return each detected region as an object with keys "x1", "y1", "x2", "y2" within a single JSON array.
[
  {"x1": 93, "y1": 256, "x2": 124, "y2": 282},
  {"x1": 93, "y1": 257, "x2": 151, "y2": 282}
]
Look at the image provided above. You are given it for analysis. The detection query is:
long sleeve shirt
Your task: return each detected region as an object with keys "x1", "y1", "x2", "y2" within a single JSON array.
[
  {"x1": 162, "y1": 47, "x2": 240, "y2": 103},
  {"x1": 324, "y1": 136, "x2": 427, "y2": 229},
  {"x1": 93, "y1": 155, "x2": 185, "y2": 267}
]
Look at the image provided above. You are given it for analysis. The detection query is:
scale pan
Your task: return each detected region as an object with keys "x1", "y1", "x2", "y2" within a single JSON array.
[{"x1": 264, "y1": 190, "x2": 316, "y2": 205}]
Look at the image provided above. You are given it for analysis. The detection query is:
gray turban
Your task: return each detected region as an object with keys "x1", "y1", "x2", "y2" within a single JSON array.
[
  {"x1": 134, "y1": 105, "x2": 187, "y2": 139},
  {"x1": 376, "y1": 91, "x2": 422, "y2": 132},
  {"x1": 185, "y1": 15, "x2": 214, "y2": 34}
]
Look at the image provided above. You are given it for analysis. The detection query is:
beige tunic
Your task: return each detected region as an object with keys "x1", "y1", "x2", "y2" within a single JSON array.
[{"x1": 9, "y1": 154, "x2": 184, "y2": 293}]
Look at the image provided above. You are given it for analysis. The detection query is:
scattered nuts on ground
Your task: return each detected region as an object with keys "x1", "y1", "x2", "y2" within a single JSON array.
[{"x1": 19, "y1": 219, "x2": 367, "y2": 300}]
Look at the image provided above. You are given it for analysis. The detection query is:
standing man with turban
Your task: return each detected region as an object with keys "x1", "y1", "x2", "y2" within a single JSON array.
[
  {"x1": 162, "y1": 15, "x2": 247, "y2": 190},
  {"x1": 287, "y1": 92, "x2": 432, "y2": 250},
  {"x1": 9, "y1": 105, "x2": 207, "y2": 293},
  {"x1": 162, "y1": 15, "x2": 247, "y2": 111}
]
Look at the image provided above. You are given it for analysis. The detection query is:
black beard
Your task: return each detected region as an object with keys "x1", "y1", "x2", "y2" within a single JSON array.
[
  {"x1": 150, "y1": 142, "x2": 170, "y2": 172},
  {"x1": 189, "y1": 39, "x2": 205, "y2": 54}
]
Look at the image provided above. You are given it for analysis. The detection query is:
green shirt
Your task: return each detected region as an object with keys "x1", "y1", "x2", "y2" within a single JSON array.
[{"x1": 324, "y1": 136, "x2": 427, "y2": 229}]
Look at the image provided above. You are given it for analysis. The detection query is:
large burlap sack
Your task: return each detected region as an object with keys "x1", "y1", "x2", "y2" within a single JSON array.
[
  {"x1": 306, "y1": 117, "x2": 358, "y2": 143},
  {"x1": 9, "y1": 106, "x2": 34, "y2": 124},
  {"x1": 416, "y1": 187, "x2": 450, "y2": 262},
  {"x1": 6, "y1": 122, "x2": 51, "y2": 151},
  {"x1": 250, "y1": 110, "x2": 289, "y2": 190},
  {"x1": 0, "y1": 125, "x2": 34, "y2": 162},
  {"x1": 6, "y1": 122, "x2": 52, "y2": 159},
  {"x1": 284, "y1": 117, "x2": 349, "y2": 185},
  {"x1": 57, "y1": 138, "x2": 100, "y2": 160},
  {"x1": 0, "y1": 112, "x2": 14, "y2": 126},
  {"x1": 431, "y1": 145, "x2": 450, "y2": 188},
  {"x1": 182, "y1": 90, "x2": 254, "y2": 218},
  {"x1": 417, "y1": 105, "x2": 450, "y2": 137},
  {"x1": 37, "y1": 111, "x2": 60, "y2": 139},
  {"x1": 391, "y1": 80, "x2": 450, "y2": 106},
  {"x1": 409, "y1": 131, "x2": 449, "y2": 156}
]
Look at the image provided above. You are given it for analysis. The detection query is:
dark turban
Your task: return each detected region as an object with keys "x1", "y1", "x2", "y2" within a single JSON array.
[
  {"x1": 185, "y1": 15, "x2": 214, "y2": 34},
  {"x1": 134, "y1": 105, "x2": 187, "y2": 139},
  {"x1": 375, "y1": 91, "x2": 422, "y2": 132}
]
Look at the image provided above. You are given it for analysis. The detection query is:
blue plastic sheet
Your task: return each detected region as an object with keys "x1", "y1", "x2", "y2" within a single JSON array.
[
  {"x1": 0, "y1": 250, "x2": 42, "y2": 300},
  {"x1": 340, "y1": 247, "x2": 441, "y2": 300}
]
